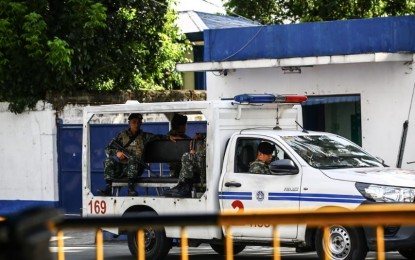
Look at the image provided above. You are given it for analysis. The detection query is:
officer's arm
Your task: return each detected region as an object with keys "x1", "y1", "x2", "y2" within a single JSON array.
[
  {"x1": 249, "y1": 162, "x2": 260, "y2": 174},
  {"x1": 105, "y1": 134, "x2": 122, "y2": 157},
  {"x1": 144, "y1": 132, "x2": 170, "y2": 144}
]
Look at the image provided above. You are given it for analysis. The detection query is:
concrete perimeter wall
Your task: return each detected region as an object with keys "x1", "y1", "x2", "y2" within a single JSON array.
[{"x1": 0, "y1": 102, "x2": 58, "y2": 212}]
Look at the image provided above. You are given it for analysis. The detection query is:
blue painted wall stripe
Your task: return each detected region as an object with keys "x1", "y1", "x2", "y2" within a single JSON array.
[
  {"x1": 205, "y1": 16, "x2": 415, "y2": 62},
  {"x1": 0, "y1": 200, "x2": 58, "y2": 216}
]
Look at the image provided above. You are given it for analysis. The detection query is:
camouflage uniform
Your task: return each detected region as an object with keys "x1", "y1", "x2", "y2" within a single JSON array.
[
  {"x1": 178, "y1": 149, "x2": 206, "y2": 184},
  {"x1": 104, "y1": 129, "x2": 163, "y2": 181},
  {"x1": 249, "y1": 159, "x2": 272, "y2": 174},
  {"x1": 163, "y1": 137, "x2": 206, "y2": 198},
  {"x1": 167, "y1": 129, "x2": 190, "y2": 178}
]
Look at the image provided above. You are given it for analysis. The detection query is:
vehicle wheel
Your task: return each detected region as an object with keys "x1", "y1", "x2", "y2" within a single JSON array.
[
  {"x1": 315, "y1": 225, "x2": 367, "y2": 260},
  {"x1": 210, "y1": 243, "x2": 246, "y2": 255},
  {"x1": 126, "y1": 211, "x2": 171, "y2": 260},
  {"x1": 399, "y1": 248, "x2": 415, "y2": 259}
]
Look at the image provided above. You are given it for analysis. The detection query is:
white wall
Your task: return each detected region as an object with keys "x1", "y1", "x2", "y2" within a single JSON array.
[
  {"x1": 0, "y1": 102, "x2": 59, "y2": 203},
  {"x1": 206, "y1": 61, "x2": 415, "y2": 169}
]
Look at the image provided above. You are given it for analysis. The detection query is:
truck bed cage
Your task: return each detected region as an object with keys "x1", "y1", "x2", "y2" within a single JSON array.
[{"x1": 111, "y1": 139, "x2": 197, "y2": 196}]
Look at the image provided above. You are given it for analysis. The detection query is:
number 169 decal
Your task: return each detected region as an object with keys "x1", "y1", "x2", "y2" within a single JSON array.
[{"x1": 88, "y1": 199, "x2": 107, "y2": 214}]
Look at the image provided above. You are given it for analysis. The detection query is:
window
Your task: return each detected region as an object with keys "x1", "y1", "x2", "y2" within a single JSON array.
[
  {"x1": 281, "y1": 135, "x2": 382, "y2": 169},
  {"x1": 235, "y1": 138, "x2": 292, "y2": 173},
  {"x1": 235, "y1": 138, "x2": 259, "y2": 173}
]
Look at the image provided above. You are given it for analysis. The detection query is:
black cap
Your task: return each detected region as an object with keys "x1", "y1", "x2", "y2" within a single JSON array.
[
  {"x1": 128, "y1": 113, "x2": 143, "y2": 121},
  {"x1": 171, "y1": 113, "x2": 188, "y2": 128},
  {"x1": 258, "y1": 142, "x2": 274, "y2": 155}
]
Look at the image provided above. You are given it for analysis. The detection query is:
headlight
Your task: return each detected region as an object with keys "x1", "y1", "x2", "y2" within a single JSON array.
[{"x1": 356, "y1": 183, "x2": 415, "y2": 203}]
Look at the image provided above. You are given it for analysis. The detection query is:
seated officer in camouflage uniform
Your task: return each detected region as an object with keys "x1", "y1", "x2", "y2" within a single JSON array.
[
  {"x1": 167, "y1": 113, "x2": 190, "y2": 177},
  {"x1": 163, "y1": 133, "x2": 206, "y2": 198},
  {"x1": 98, "y1": 113, "x2": 167, "y2": 196},
  {"x1": 249, "y1": 142, "x2": 275, "y2": 174}
]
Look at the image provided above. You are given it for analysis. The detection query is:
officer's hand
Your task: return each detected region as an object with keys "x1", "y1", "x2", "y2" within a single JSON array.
[
  {"x1": 116, "y1": 151, "x2": 126, "y2": 160},
  {"x1": 169, "y1": 136, "x2": 178, "y2": 142}
]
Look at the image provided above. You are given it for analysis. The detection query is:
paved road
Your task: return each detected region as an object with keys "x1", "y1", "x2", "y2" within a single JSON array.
[{"x1": 49, "y1": 230, "x2": 406, "y2": 260}]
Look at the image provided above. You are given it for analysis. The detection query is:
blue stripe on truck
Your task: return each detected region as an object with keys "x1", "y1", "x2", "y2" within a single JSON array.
[
  {"x1": 218, "y1": 192, "x2": 365, "y2": 204},
  {"x1": 218, "y1": 191, "x2": 252, "y2": 200},
  {"x1": 268, "y1": 193, "x2": 364, "y2": 203}
]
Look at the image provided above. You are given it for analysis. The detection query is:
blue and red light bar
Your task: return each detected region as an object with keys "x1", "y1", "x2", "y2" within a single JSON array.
[{"x1": 234, "y1": 94, "x2": 307, "y2": 104}]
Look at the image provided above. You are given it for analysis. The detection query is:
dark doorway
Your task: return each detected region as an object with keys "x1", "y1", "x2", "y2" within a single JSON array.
[{"x1": 302, "y1": 95, "x2": 361, "y2": 146}]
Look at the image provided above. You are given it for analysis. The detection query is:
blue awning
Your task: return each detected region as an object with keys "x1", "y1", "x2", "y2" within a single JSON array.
[{"x1": 302, "y1": 95, "x2": 360, "y2": 106}]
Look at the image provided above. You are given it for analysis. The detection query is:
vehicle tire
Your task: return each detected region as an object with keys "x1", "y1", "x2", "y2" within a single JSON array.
[
  {"x1": 315, "y1": 225, "x2": 367, "y2": 260},
  {"x1": 399, "y1": 248, "x2": 415, "y2": 259},
  {"x1": 210, "y1": 243, "x2": 246, "y2": 255},
  {"x1": 126, "y1": 211, "x2": 171, "y2": 260}
]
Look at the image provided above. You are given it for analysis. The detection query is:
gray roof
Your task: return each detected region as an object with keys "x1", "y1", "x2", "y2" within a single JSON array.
[{"x1": 178, "y1": 11, "x2": 260, "y2": 34}]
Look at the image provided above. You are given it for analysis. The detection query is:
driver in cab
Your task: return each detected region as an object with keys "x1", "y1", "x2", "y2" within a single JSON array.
[{"x1": 249, "y1": 142, "x2": 275, "y2": 174}]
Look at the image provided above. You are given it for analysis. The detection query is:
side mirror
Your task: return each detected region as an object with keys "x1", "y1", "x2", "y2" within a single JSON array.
[{"x1": 269, "y1": 159, "x2": 299, "y2": 175}]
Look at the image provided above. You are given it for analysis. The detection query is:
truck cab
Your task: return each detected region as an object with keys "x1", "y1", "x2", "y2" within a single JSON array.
[{"x1": 81, "y1": 94, "x2": 415, "y2": 260}]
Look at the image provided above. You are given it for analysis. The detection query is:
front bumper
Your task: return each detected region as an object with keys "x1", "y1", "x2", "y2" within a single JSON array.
[
  {"x1": 364, "y1": 224, "x2": 415, "y2": 251},
  {"x1": 359, "y1": 202, "x2": 415, "y2": 251}
]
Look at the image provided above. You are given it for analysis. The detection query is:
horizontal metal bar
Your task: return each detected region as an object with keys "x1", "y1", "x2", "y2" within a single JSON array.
[
  {"x1": 57, "y1": 214, "x2": 220, "y2": 230},
  {"x1": 57, "y1": 204, "x2": 415, "y2": 230}
]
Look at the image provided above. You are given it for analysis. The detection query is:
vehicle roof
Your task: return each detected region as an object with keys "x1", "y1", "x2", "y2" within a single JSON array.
[
  {"x1": 239, "y1": 128, "x2": 334, "y2": 137},
  {"x1": 82, "y1": 99, "x2": 298, "y2": 119}
]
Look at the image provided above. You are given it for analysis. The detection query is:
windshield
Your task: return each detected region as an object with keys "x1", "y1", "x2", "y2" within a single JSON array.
[{"x1": 281, "y1": 135, "x2": 383, "y2": 169}]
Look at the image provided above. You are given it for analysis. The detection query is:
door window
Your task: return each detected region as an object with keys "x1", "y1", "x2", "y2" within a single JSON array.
[{"x1": 234, "y1": 138, "x2": 292, "y2": 174}]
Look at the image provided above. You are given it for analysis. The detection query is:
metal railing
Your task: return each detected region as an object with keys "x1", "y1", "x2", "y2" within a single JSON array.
[{"x1": 49, "y1": 204, "x2": 415, "y2": 260}]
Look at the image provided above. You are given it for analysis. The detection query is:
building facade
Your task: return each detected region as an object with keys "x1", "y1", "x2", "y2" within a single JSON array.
[{"x1": 178, "y1": 15, "x2": 415, "y2": 169}]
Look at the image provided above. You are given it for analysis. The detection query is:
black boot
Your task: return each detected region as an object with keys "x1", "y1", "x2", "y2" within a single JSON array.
[
  {"x1": 128, "y1": 180, "x2": 138, "y2": 196},
  {"x1": 97, "y1": 181, "x2": 112, "y2": 196},
  {"x1": 163, "y1": 180, "x2": 192, "y2": 198}
]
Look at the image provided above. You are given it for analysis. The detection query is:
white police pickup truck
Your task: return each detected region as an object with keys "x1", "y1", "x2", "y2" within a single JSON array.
[{"x1": 82, "y1": 94, "x2": 415, "y2": 260}]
